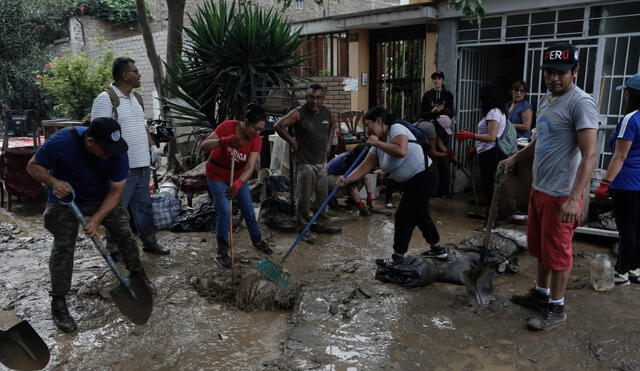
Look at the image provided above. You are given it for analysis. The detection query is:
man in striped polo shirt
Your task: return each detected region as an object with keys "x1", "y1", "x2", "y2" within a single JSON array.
[{"x1": 91, "y1": 57, "x2": 169, "y2": 255}]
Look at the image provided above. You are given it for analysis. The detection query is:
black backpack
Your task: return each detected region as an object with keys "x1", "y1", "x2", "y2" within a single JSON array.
[{"x1": 392, "y1": 119, "x2": 432, "y2": 165}]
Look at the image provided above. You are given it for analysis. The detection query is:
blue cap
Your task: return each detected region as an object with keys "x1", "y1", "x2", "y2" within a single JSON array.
[{"x1": 616, "y1": 73, "x2": 640, "y2": 91}]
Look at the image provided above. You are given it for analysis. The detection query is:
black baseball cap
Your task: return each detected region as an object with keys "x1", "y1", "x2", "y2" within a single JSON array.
[
  {"x1": 540, "y1": 43, "x2": 579, "y2": 71},
  {"x1": 431, "y1": 70, "x2": 445, "y2": 79},
  {"x1": 87, "y1": 117, "x2": 128, "y2": 155}
]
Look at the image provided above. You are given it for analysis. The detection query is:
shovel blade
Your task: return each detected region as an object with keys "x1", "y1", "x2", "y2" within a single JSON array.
[
  {"x1": 0, "y1": 321, "x2": 50, "y2": 370},
  {"x1": 463, "y1": 264, "x2": 495, "y2": 306},
  {"x1": 109, "y1": 278, "x2": 153, "y2": 325}
]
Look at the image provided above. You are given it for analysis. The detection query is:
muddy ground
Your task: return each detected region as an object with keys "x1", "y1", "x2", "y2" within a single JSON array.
[{"x1": 1, "y1": 194, "x2": 639, "y2": 370}]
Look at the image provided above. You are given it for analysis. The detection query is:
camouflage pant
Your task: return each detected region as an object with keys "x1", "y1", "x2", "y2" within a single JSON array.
[{"x1": 43, "y1": 202, "x2": 143, "y2": 297}]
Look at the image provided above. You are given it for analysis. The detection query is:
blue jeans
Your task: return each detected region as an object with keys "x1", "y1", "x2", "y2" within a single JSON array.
[
  {"x1": 208, "y1": 179, "x2": 261, "y2": 248},
  {"x1": 122, "y1": 167, "x2": 156, "y2": 237}
]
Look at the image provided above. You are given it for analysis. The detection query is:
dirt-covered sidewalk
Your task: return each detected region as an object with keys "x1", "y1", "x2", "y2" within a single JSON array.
[{"x1": 0, "y1": 196, "x2": 638, "y2": 370}]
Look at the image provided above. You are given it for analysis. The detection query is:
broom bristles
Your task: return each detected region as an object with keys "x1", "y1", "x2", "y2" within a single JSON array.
[{"x1": 255, "y1": 258, "x2": 291, "y2": 288}]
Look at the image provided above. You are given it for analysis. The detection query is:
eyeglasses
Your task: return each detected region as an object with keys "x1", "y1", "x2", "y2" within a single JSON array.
[{"x1": 126, "y1": 69, "x2": 139, "y2": 75}]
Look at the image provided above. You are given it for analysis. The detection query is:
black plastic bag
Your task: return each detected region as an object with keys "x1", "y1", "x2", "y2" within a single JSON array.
[
  {"x1": 374, "y1": 256, "x2": 438, "y2": 288},
  {"x1": 170, "y1": 200, "x2": 217, "y2": 233}
]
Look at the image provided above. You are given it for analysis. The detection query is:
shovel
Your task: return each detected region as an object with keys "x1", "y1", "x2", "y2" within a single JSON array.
[
  {"x1": 463, "y1": 163, "x2": 510, "y2": 305},
  {"x1": 0, "y1": 321, "x2": 50, "y2": 370},
  {"x1": 58, "y1": 191, "x2": 153, "y2": 325}
]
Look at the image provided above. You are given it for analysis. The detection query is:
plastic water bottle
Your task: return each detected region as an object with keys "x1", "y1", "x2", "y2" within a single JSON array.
[{"x1": 591, "y1": 254, "x2": 614, "y2": 292}]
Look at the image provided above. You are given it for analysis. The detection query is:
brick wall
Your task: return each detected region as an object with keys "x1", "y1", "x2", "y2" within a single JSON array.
[{"x1": 308, "y1": 76, "x2": 351, "y2": 115}]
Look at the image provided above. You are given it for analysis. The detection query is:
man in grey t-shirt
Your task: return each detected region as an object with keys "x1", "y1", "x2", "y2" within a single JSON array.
[{"x1": 501, "y1": 43, "x2": 599, "y2": 332}]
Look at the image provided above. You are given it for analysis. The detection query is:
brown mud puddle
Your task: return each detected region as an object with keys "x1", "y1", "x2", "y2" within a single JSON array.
[{"x1": 1, "y1": 196, "x2": 639, "y2": 369}]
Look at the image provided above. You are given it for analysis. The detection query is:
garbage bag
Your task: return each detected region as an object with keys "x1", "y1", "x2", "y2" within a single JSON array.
[
  {"x1": 171, "y1": 200, "x2": 217, "y2": 233},
  {"x1": 374, "y1": 256, "x2": 437, "y2": 288}
]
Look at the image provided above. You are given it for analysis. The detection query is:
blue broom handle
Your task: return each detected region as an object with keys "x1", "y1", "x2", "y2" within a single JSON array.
[{"x1": 281, "y1": 146, "x2": 370, "y2": 263}]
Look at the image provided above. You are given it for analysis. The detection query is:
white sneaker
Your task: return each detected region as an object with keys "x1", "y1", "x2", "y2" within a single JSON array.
[
  {"x1": 614, "y1": 271, "x2": 630, "y2": 286},
  {"x1": 629, "y1": 268, "x2": 640, "y2": 284}
]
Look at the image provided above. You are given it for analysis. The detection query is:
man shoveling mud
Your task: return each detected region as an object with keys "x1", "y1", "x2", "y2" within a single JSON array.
[
  {"x1": 500, "y1": 43, "x2": 598, "y2": 331},
  {"x1": 26, "y1": 118, "x2": 152, "y2": 333},
  {"x1": 275, "y1": 83, "x2": 340, "y2": 243}
]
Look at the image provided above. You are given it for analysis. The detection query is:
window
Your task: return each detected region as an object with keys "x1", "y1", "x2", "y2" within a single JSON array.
[
  {"x1": 295, "y1": 32, "x2": 349, "y2": 77},
  {"x1": 294, "y1": 0, "x2": 303, "y2": 9}
]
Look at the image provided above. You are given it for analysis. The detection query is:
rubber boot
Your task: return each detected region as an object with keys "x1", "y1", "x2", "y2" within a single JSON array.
[
  {"x1": 130, "y1": 269, "x2": 157, "y2": 294},
  {"x1": 51, "y1": 296, "x2": 77, "y2": 333},
  {"x1": 141, "y1": 233, "x2": 170, "y2": 255},
  {"x1": 216, "y1": 243, "x2": 231, "y2": 268}
]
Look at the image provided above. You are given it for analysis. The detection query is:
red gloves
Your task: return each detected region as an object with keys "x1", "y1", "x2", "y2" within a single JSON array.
[
  {"x1": 366, "y1": 192, "x2": 373, "y2": 205},
  {"x1": 219, "y1": 135, "x2": 241, "y2": 147},
  {"x1": 445, "y1": 149, "x2": 454, "y2": 159},
  {"x1": 455, "y1": 130, "x2": 476, "y2": 142},
  {"x1": 226, "y1": 179, "x2": 244, "y2": 199},
  {"x1": 595, "y1": 180, "x2": 611, "y2": 201}
]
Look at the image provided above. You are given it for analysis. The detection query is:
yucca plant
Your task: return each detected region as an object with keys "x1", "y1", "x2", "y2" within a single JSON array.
[{"x1": 161, "y1": 0, "x2": 307, "y2": 126}]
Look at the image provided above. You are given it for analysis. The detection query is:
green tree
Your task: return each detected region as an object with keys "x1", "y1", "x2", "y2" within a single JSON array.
[
  {"x1": 0, "y1": 0, "x2": 71, "y2": 112},
  {"x1": 161, "y1": 0, "x2": 307, "y2": 125},
  {"x1": 38, "y1": 49, "x2": 114, "y2": 119}
]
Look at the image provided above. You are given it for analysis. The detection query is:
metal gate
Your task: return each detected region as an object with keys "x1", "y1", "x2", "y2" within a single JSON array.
[
  {"x1": 456, "y1": 2, "x2": 640, "y2": 171},
  {"x1": 454, "y1": 47, "x2": 491, "y2": 166},
  {"x1": 369, "y1": 26, "x2": 425, "y2": 121}
]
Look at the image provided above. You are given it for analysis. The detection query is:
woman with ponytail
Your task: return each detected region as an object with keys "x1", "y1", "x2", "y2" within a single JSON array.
[
  {"x1": 338, "y1": 106, "x2": 442, "y2": 266},
  {"x1": 200, "y1": 104, "x2": 272, "y2": 268}
]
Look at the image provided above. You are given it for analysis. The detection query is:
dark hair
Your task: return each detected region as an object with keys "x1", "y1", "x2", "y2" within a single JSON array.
[
  {"x1": 112, "y1": 57, "x2": 135, "y2": 82},
  {"x1": 511, "y1": 80, "x2": 528, "y2": 92},
  {"x1": 363, "y1": 106, "x2": 394, "y2": 126},
  {"x1": 345, "y1": 144, "x2": 367, "y2": 168},
  {"x1": 479, "y1": 84, "x2": 505, "y2": 117},
  {"x1": 307, "y1": 83, "x2": 326, "y2": 95},
  {"x1": 244, "y1": 103, "x2": 266, "y2": 125},
  {"x1": 624, "y1": 88, "x2": 640, "y2": 114}
]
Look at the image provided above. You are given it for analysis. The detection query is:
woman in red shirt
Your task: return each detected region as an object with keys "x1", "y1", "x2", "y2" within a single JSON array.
[{"x1": 200, "y1": 104, "x2": 271, "y2": 268}]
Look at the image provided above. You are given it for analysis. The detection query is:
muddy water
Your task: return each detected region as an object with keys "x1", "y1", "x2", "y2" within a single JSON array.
[{"x1": 1, "y1": 196, "x2": 640, "y2": 370}]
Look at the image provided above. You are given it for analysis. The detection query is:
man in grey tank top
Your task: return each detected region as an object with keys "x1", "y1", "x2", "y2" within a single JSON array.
[
  {"x1": 275, "y1": 83, "x2": 339, "y2": 243},
  {"x1": 501, "y1": 43, "x2": 599, "y2": 332}
]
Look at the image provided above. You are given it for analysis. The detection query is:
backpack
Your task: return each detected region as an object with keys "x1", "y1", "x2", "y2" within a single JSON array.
[
  {"x1": 104, "y1": 87, "x2": 145, "y2": 122},
  {"x1": 496, "y1": 118, "x2": 517, "y2": 156},
  {"x1": 393, "y1": 119, "x2": 432, "y2": 163}
]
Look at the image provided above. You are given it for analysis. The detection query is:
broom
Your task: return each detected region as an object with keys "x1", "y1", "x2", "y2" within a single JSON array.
[{"x1": 255, "y1": 145, "x2": 370, "y2": 287}]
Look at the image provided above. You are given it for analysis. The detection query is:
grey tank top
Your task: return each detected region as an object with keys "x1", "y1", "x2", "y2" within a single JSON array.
[{"x1": 293, "y1": 105, "x2": 332, "y2": 164}]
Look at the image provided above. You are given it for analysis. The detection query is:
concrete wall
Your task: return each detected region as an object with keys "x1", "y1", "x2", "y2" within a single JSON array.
[
  {"x1": 348, "y1": 30, "x2": 370, "y2": 113},
  {"x1": 436, "y1": 19, "x2": 458, "y2": 102}
]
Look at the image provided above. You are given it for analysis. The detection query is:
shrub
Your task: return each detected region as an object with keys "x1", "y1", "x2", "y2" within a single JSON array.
[{"x1": 38, "y1": 49, "x2": 114, "y2": 119}]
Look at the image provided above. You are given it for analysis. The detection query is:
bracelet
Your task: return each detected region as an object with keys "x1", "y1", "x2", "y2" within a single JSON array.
[{"x1": 602, "y1": 178, "x2": 612, "y2": 184}]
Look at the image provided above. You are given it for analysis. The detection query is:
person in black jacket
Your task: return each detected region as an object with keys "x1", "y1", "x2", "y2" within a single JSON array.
[
  {"x1": 421, "y1": 70, "x2": 454, "y2": 121},
  {"x1": 421, "y1": 70, "x2": 455, "y2": 196}
]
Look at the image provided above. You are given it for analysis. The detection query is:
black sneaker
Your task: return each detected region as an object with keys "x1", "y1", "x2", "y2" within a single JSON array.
[
  {"x1": 359, "y1": 207, "x2": 370, "y2": 217},
  {"x1": 252, "y1": 240, "x2": 273, "y2": 255},
  {"x1": 527, "y1": 303, "x2": 567, "y2": 331},
  {"x1": 109, "y1": 250, "x2": 123, "y2": 263},
  {"x1": 421, "y1": 245, "x2": 448, "y2": 259},
  {"x1": 629, "y1": 269, "x2": 640, "y2": 284},
  {"x1": 311, "y1": 224, "x2": 342, "y2": 234},
  {"x1": 375, "y1": 254, "x2": 405, "y2": 267},
  {"x1": 130, "y1": 269, "x2": 157, "y2": 294},
  {"x1": 51, "y1": 296, "x2": 77, "y2": 333},
  {"x1": 300, "y1": 231, "x2": 315, "y2": 245},
  {"x1": 216, "y1": 254, "x2": 232, "y2": 268},
  {"x1": 143, "y1": 242, "x2": 170, "y2": 255},
  {"x1": 512, "y1": 288, "x2": 550, "y2": 311}
]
